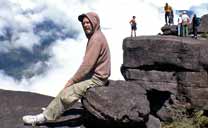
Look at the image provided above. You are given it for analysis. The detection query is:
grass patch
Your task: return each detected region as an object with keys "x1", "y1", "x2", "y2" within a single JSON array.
[
  {"x1": 162, "y1": 110, "x2": 208, "y2": 128},
  {"x1": 201, "y1": 32, "x2": 208, "y2": 39}
]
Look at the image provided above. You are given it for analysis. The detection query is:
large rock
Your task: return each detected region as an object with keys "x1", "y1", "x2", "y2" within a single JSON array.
[
  {"x1": 82, "y1": 80, "x2": 150, "y2": 127},
  {"x1": 0, "y1": 89, "x2": 84, "y2": 128},
  {"x1": 177, "y1": 71, "x2": 208, "y2": 109},
  {"x1": 122, "y1": 36, "x2": 208, "y2": 71},
  {"x1": 122, "y1": 69, "x2": 177, "y2": 94},
  {"x1": 198, "y1": 14, "x2": 208, "y2": 33},
  {"x1": 161, "y1": 25, "x2": 177, "y2": 35},
  {"x1": 0, "y1": 89, "x2": 52, "y2": 128},
  {"x1": 145, "y1": 115, "x2": 161, "y2": 128},
  {"x1": 121, "y1": 36, "x2": 208, "y2": 110}
]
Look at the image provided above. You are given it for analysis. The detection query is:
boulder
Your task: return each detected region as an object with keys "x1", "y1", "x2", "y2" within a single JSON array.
[
  {"x1": 145, "y1": 115, "x2": 161, "y2": 128},
  {"x1": 82, "y1": 80, "x2": 150, "y2": 127},
  {"x1": 0, "y1": 89, "x2": 84, "y2": 128},
  {"x1": 161, "y1": 25, "x2": 177, "y2": 35},
  {"x1": 177, "y1": 72, "x2": 208, "y2": 109},
  {"x1": 121, "y1": 69, "x2": 177, "y2": 94},
  {"x1": 198, "y1": 14, "x2": 208, "y2": 33},
  {"x1": 122, "y1": 36, "x2": 208, "y2": 71},
  {"x1": 121, "y1": 36, "x2": 208, "y2": 110}
]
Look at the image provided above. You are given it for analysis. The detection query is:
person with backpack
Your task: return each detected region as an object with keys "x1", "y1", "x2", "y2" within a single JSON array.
[
  {"x1": 181, "y1": 11, "x2": 190, "y2": 37},
  {"x1": 129, "y1": 16, "x2": 137, "y2": 37},
  {"x1": 192, "y1": 14, "x2": 199, "y2": 39},
  {"x1": 164, "y1": 3, "x2": 172, "y2": 25}
]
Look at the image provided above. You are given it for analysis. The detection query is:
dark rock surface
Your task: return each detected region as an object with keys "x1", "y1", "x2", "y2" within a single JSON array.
[
  {"x1": 123, "y1": 69, "x2": 177, "y2": 94},
  {"x1": 198, "y1": 14, "x2": 208, "y2": 33},
  {"x1": 0, "y1": 89, "x2": 84, "y2": 128},
  {"x1": 82, "y1": 80, "x2": 150, "y2": 127},
  {"x1": 145, "y1": 115, "x2": 161, "y2": 128},
  {"x1": 0, "y1": 89, "x2": 52, "y2": 128},
  {"x1": 161, "y1": 25, "x2": 177, "y2": 35},
  {"x1": 121, "y1": 35, "x2": 208, "y2": 110},
  {"x1": 122, "y1": 36, "x2": 208, "y2": 71}
]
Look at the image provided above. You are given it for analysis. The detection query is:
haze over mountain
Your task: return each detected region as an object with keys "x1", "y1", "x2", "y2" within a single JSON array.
[{"x1": 0, "y1": 0, "x2": 207, "y2": 96}]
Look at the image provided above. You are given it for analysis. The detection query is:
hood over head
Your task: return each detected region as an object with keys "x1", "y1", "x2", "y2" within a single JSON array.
[{"x1": 78, "y1": 12, "x2": 100, "y2": 33}]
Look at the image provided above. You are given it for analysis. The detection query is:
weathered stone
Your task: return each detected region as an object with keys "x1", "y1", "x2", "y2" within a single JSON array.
[
  {"x1": 198, "y1": 14, "x2": 208, "y2": 33},
  {"x1": 178, "y1": 87, "x2": 208, "y2": 110},
  {"x1": 176, "y1": 72, "x2": 208, "y2": 109},
  {"x1": 156, "y1": 105, "x2": 173, "y2": 122},
  {"x1": 0, "y1": 89, "x2": 52, "y2": 128},
  {"x1": 145, "y1": 115, "x2": 161, "y2": 128},
  {"x1": 161, "y1": 25, "x2": 177, "y2": 35},
  {"x1": 122, "y1": 36, "x2": 208, "y2": 71},
  {"x1": 177, "y1": 72, "x2": 208, "y2": 88},
  {"x1": 122, "y1": 35, "x2": 208, "y2": 119},
  {"x1": 82, "y1": 80, "x2": 150, "y2": 125},
  {"x1": 122, "y1": 69, "x2": 177, "y2": 94},
  {"x1": 0, "y1": 89, "x2": 84, "y2": 128}
]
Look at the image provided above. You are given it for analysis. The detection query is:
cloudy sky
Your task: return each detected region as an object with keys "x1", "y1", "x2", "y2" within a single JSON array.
[{"x1": 0, "y1": 0, "x2": 207, "y2": 96}]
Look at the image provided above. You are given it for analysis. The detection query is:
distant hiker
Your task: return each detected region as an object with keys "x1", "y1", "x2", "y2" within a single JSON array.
[
  {"x1": 177, "y1": 14, "x2": 182, "y2": 36},
  {"x1": 192, "y1": 14, "x2": 199, "y2": 39},
  {"x1": 181, "y1": 11, "x2": 190, "y2": 37},
  {"x1": 129, "y1": 16, "x2": 137, "y2": 37},
  {"x1": 164, "y1": 3, "x2": 172, "y2": 25},
  {"x1": 22, "y1": 12, "x2": 111, "y2": 125}
]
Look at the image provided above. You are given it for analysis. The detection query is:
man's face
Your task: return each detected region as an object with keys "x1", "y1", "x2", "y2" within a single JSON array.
[{"x1": 82, "y1": 17, "x2": 93, "y2": 35}]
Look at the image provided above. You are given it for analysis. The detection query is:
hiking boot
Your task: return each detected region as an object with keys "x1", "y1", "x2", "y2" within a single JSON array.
[{"x1": 22, "y1": 113, "x2": 46, "y2": 125}]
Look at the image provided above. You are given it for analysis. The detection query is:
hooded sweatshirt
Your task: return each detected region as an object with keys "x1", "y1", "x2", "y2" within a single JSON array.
[{"x1": 71, "y1": 12, "x2": 111, "y2": 83}]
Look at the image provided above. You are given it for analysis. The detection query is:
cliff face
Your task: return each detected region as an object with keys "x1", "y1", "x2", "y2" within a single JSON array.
[
  {"x1": 82, "y1": 35, "x2": 208, "y2": 128},
  {"x1": 198, "y1": 14, "x2": 208, "y2": 33},
  {"x1": 121, "y1": 36, "x2": 208, "y2": 109}
]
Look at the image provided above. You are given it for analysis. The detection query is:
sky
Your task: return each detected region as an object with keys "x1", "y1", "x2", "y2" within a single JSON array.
[{"x1": 0, "y1": 0, "x2": 207, "y2": 96}]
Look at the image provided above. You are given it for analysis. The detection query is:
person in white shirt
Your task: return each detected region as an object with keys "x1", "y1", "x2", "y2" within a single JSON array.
[
  {"x1": 181, "y1": 11, "x2": 190, "y2": 37},
  {"x1": 177, "y1": 14, "x2": 182, "y2": 36}
]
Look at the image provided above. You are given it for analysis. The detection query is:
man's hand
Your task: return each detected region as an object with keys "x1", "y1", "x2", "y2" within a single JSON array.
[{"x1": 64, "y1": 79, "x2": 74, "y2": 89}]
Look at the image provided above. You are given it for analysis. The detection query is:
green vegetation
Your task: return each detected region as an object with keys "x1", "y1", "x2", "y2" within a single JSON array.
[
  {"x1": 162, "y1": 110, "x2": 208, "y2": 128},
  {"x1": 201, "y1": 32, "x2": 208, "y2": 39}
]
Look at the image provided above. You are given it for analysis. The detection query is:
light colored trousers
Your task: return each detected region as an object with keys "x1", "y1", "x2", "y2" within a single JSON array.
[{"x1": 43, "y1": 76, "x2": 107, "y2": 120}]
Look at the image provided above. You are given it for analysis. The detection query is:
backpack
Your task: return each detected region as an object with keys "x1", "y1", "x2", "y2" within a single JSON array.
[{"x1": 195, "y1": 17, "x2": 201, "y2": 27}]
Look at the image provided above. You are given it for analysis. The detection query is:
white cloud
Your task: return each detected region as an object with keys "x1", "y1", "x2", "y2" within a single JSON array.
[{"x1": 12, "y1": 32, "x2": 40, "y2": 51}]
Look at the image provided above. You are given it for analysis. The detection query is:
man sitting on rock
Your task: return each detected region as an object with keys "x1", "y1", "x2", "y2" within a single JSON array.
[{"x1": 22, "y1": 12, "x2": 111, "y2": 126}]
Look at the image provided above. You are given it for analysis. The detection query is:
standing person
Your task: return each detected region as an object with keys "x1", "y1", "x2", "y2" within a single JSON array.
[
  {"x1": 129, "y1": 16, "x2": 137, "y2": 37},
  {"x1": 22, "y1": 12, "x2": 111, "y2": 125},
  {"x1": 181, "y1": 11, "x2": 190, "y2": 37},
  {"x1": 177, "y1": 14, "x2": 182, "y2": 36},
  {"x1": 164, "y1": 3, "x2": 172, "y2": 25},
  {"x1": 192, "y1": 14, "x2": 199, "y2": 39}
]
